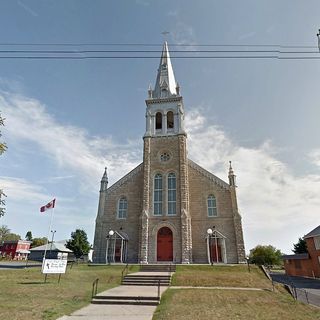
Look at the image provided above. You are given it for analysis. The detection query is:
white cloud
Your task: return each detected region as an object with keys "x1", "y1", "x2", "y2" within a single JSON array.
[
  {"x1": 309, "y1": 149, "x2": 320, "y2": 167},
  {"x1": 0, "y1": 176, "x2": 49, "y2": 203},
  {"x1": 0, "y1": 91, "x2": 141, "y2": 190},
  {"x1": 186, "y1": 109, "x2": 320, "y2": 253}
]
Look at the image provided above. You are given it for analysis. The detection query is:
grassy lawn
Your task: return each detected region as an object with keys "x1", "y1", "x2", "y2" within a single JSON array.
[
  {"x1": 153, "y1": 289, "x2": 320, "y2": 320},
  {"x1": 172, "y1": 265, "x2": 272, "y2": 288},
  {"x1": 0, "y1": 264, "x2": 138, "y2": 320}
]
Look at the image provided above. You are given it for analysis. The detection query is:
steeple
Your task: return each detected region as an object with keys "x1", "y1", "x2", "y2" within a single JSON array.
[
  {"x1": 100, "y1": 167, "x2": 108, "y2": 192},
  {"x1": 145, "y1": 41, "x2": 185, "y2": 137},
  {"x1": 152, "y1": 42, "x2": 178, "y2": 99}
]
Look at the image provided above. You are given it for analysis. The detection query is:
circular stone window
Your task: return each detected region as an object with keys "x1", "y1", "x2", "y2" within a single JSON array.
[{"x1": 160, "y1": 152, "x2": 170, "y2": 162}]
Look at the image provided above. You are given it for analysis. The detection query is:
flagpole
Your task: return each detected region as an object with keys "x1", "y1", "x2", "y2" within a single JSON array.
[{"x1": 42, "y1": 204, "x2": 55, "y2": 270}]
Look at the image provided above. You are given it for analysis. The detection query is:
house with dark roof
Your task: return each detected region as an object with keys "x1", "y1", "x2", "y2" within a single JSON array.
[
  {"x1": 283, "y1": 225, "x2": 320, "y2": 277},
  {"x1": 29, "y1": 241, "x2": 73, "y2": 261}
]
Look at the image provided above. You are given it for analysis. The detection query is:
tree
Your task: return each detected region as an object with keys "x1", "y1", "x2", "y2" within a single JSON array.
[
  {"x1": 2, "y1": 233, "x2": 21, "y2": 241},
  {"x1": 25, "y1": 231, "x2": 33, "y2": 242},
  {"x1": 292, "y1": 237, "x2": 308, "y2": 254},
  {"x1": 0, "y1": 112, "x2": 7, "y2": 217},
  {"x1": 66, "y1": 229, "x2": 91, "y2": 259},
  {"x1": 249, "y1": 245, "x2": 282, "y2": 266},
  {"x1": 31, "y1": 237, "x2": 47, "y2": 248},
  {"x1": 0, "y1": 225, "x2": 10, "y2": 242}
]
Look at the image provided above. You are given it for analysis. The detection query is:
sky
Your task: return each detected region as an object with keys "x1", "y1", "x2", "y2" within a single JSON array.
[{"x1": 0, "y1": 0, "x2": 320, "y2": 254}]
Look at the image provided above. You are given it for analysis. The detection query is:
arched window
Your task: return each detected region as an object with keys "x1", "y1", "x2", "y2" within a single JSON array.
[
  {"x1": 156, "y1": 112, "x2": 162, "y2": 130},
  {"x1": 118, "y1": 197, "x2": 128, "y2": 219},
  {"x1": 207, "y1": 195, "x2": 217, "y2": 217},
  {"x1": 168, "y1": 173, "x2": 176, "y2": 215},
  {"x1": 167, "y1": 111, "x2": 174, "y2": 129},
  {"x1": 154, "y1": 174, "x2": 163, "y2": 215}
]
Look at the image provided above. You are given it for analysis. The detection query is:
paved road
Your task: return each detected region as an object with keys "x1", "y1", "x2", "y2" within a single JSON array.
[
  {"x1": 0, "y1": 261, "x2": 42, "y2": 269},
  {"x1": 270, "y1": 272, "x2": 320, "y2": 307}
]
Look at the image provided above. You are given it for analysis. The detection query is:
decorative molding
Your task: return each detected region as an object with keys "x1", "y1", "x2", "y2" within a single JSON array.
[
  {"x1": 107, "y1": 163, "x2": 143, "y2": 194},
  {"x1": 188, "y1": 159, "x2": 230, "y2": 190}
]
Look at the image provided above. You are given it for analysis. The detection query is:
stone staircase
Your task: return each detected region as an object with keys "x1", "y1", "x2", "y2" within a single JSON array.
[
  {"x1": 91, "y1": 294, "x2": 160, "y2": 306},
  {"x1": 121, "y1": 274, "x2": 171, "y2": 286},
  {"x1": 91, "y1": 264, "x2": 175, "y2": 306},
  {"x1": 140, "y1": 264, "x2": 176, "y2": 272}
]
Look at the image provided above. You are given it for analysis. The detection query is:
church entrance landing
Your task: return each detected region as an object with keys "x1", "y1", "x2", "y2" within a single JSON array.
[{"x1": 157, "y1": 227, "x2": 173, "y2": 261}]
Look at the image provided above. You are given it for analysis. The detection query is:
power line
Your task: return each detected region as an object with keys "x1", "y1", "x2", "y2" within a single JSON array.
[
  {"x1": 0, "y1": 42, "x2": 318, "y2": 49},
  {"x1": 0, "y1": 55, "x2": 319, "y2": 60},
  {"x1": 0, "y1": 49, "x2": 319, "y2": 54}
]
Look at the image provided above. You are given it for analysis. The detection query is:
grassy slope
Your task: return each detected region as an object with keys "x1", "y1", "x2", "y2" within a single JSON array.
[
  {"x1": 154, "y1": 265, "x2": 320, "y2": 320},
  {"x1": 0, "y1": 264, "x2": 138, "y2": 320},
  {"x1": 172, "y1": 265, "x2": 272, "y2": 288},
  {"x1": 153, "y1": 289, "x2": 320, "y2": 320}
]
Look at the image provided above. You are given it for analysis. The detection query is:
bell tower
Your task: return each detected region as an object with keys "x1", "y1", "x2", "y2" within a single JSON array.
[{"x1": 140, "y1": 42, "x2": 192, "y2": 264}]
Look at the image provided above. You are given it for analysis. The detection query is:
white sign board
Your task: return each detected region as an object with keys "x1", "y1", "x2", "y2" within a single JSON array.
[{"x1": 42, "y1": 259, "x2": 67, "y2": 274}]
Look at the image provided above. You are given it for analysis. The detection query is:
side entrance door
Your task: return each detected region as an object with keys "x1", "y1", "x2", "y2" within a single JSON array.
[{"x1": 157, "y1": 227, "x2": 173, "y2": 261}]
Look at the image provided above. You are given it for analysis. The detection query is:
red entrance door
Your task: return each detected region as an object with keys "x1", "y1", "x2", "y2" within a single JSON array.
[
  {"x1": 210, "y1": 239, "x2": 222, "y2": 263},
  {"x1": 157, "y1": 227, "x2": 173, "y2": 261}
]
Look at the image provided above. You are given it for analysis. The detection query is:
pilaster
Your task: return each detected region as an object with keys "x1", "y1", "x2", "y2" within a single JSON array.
[{"x1": 140, "y1": 137, "x2": 151, "y2": 263}]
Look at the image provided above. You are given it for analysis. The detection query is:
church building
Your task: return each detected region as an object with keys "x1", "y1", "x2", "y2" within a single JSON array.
[{"x1": 93, "y1": 42, "x2": 246, "y2": 264}]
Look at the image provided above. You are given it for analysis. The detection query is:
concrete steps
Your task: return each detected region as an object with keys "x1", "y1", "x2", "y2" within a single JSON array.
[
  {"x1": 92, "y1": 295, "x2": 160, "y2": 306},
  {"x1": 140, "y1": 264, "x2": 176, "y2": 272},
  {"x1": 121, "y1": 274, "x2": 171, "y2": 286}
]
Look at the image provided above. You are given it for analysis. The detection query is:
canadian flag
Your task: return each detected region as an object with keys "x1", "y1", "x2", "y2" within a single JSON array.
[{"x1": 40, "y1": 199, "x2": 56, "y2": 213}]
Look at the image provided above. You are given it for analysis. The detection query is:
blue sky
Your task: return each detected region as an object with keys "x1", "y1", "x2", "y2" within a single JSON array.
[{"x1": 0, "y1": 0, "x2": 320, "y2": 254}]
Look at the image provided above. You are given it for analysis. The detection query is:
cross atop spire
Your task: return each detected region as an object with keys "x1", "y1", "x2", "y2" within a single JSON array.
[{"x1": 152, "y1": 42, "x2": 178, "y2": 99}]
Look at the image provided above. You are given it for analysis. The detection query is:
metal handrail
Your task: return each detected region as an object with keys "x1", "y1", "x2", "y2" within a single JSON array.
[
  {"x1": 92, "y1": 278, "x2": 99, "y2": 298},
  {"x1": 157, "y1": 279, "x2": 161, "y2": 300},
  {"x1": 121, "y1": 263, "x2": 129, "y2": 282}
]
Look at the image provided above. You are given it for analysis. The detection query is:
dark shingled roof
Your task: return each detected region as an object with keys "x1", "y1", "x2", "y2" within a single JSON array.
[
  {"x1": 282, "y1": 253, "x2": 309, "y2": 260},
  {"x1": 304, "y1": 225, "x2": 320, "y2": 239}
]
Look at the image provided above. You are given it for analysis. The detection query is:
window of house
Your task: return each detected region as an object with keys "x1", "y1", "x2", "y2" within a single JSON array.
[
  {"x1": 117, "y1": 197, "x2": 128, "y2": 219},
  {"x1": 207, "y1": 195, "x2": 217, "y2": 217},
  {"x1": 168, "y1": 173, "x2": 176, "y2": 215},
  {"x1": 154, "y1": 174, "x2": 163, "y2": 215},
  {"x1": 167, "y1": 111, "x2": 174, "y2": 129},
  {"x1": 314, "y1": 236, "x2": 320, "y2": 250},
  {"x1": 156, "y1": 112, "x2": 162, "y2": 130}
]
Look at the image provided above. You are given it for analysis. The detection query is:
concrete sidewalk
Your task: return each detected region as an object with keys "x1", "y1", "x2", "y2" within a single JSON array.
[{"x1": 57, "y1": 272, "x2": 169, "y2": 320}]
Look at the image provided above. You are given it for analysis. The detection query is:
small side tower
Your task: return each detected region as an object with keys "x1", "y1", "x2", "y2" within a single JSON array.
[
  {"x1": 92, "y1": 167, "x2": 108, "y2": 263},
  {"x1": 228, "y1": 162, "x2": 246, "y2": 263}
]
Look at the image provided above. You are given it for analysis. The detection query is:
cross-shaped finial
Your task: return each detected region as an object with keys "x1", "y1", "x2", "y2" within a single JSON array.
[{"x1": 161, "y1": 31, "x2": 170, "y2": 39}]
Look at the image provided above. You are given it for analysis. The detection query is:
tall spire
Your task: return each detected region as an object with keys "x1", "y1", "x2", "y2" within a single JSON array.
[
  {"x1": 152, "y1": 42, "x2": 178, "y2": 99},
  {"x1": 228, "y1": 161, "x2": 236, "y2": 187},
  {"x1": 100, "y1": 167, "x2": 108, "y2": 192}
]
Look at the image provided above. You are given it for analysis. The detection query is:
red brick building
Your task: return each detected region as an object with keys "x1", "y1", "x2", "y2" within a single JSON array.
[
  {"x1": 0, "y1": 240, "x2": 31, "y2": 260},
  {"x1": 283, "y1": 225, "x2": 320, "y2": 278}
]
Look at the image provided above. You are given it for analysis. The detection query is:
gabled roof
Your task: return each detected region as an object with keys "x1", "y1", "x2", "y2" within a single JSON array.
[
  {"x1": 30, "y1": 242, "x2": 72, "y2": 253},
  {"x1": 107, "y1": 163, "x2": 143, "y2": 194},
  {"x1": 188, "y1": 159, "x2": 230, "y2": 190},
  {"x1": 304, "y1": 225, "x2": 320, "y2": 239}
]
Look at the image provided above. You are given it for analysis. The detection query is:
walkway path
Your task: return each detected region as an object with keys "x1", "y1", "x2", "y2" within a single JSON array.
[{"x1": 57, "y1": 272, "x2": 169, "y2": 320}]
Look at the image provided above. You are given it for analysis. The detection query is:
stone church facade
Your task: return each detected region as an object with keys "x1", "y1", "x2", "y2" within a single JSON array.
[{"x1": 93, "y1": 42, "x2": 246, "y2": 264}]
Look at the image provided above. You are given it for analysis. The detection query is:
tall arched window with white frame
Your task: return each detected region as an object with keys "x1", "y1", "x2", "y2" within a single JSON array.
[
  {"x1": 154, "y1": 174, "x2": 163, "y2": 215},
  {"x1": 118, "y1": 197, "x2": 128, "y2": 219},
  {"x1": 168, "y1": 172, "x2": 176, "y2": 215},
  {"x1": 207, "y1": 195, "x2": 217, "y2": 217}
]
